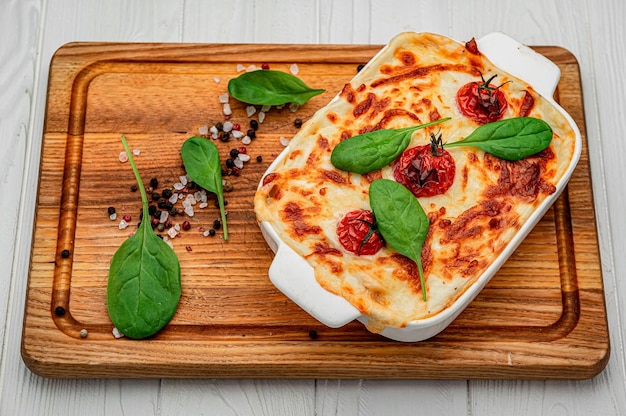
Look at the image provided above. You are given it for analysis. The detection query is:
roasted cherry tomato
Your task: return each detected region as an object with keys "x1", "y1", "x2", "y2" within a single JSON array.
[
  {"x1": 337, "y1": 209, "x2": 384, "y2": 256},
  {"x1": 456, "y1": 73, "x2": 508, "y2": 124},
  {"x1": 393, "y1": 133, "x2": 456, "y2": 198}
]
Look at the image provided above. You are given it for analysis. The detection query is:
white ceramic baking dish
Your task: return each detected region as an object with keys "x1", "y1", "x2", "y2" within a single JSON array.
[{"x1": 258, "y1": 32, "x2": 582, "y2": 342}]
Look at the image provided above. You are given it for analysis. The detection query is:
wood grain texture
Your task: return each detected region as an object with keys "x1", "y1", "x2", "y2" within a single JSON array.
[{"x1": 20, "y1": 41, "x2": 608, "y2": 379}]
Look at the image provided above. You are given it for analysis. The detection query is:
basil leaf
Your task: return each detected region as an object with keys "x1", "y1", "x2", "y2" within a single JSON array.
[
  {"x1": 228, "y1": 69, "x2": 325, "y2": 106},
  {"x1": 330, "y1": 118, "x2": 450, "y2": 174},
  {"x1": 107, "y1": 136, "x2": 181, "y2": 339},
  {"x1": 446, "y1": 117, "x2": 553, "y2": 160},
  {"x1": 181, "y1": 136, "x2": 228, "y2": 240},
  {"x1": 369, "y1": 179, "x2": 429, "y2": 301}
]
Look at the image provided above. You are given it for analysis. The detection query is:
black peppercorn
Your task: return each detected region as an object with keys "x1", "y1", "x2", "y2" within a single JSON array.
[
  {"x1": 61, "y1": 249, "x2": 70, "y2": 258},
  {"x1": 107, "y1": 206, "x2": 116, "y2": 215},
  {"x1": 208, "y1": 229, "x2": 216, "y2": 237},
  {"x1": 130, "y1": 184, "x2": 138, "y2": 192},
  {"x1": 357, "y1": 63, "x2": 365, "y2": 72},
  {"x1": 256, "y1": 155, "x2": 263, "y2": 162},
  {"x1": 308, "y1": 330, "x2": 319, "y2": 340},
  {"x1": 148, "y1": 205, "x2": 157, "y2": 216},
  {"x1": 225, "y1": 158, "x2": 235, "y2": 169},
  {"x1": 247, "y1": 129, "x2": 256, "y2": 139},
  {"x1": 150, "y1": 177, "x2": 159, "y2": 188},
  {"x1": 294, "y1": 118, "x2": 303, "y2": 128},
  {"x1": 152, "y1": 192, "x2": 160, "y2": 201},
  {"x1": 54, "y1": 306, "x2": 66, "y2": 317},
  {"x1": 215, "y1": 121, "x2": 224, "y2": 131},
  {"x1": 229, "y1": 148, "x2": 239, "y2": 159},
  {"x1": 218, "y1": 131, "x2": 230, "y2": 142},
  {"x1": 157, "y1": 198, "x2": 168, "y2": 209},
  {"x1": 162, "y1": 189, "x2": 172, "y2": 199},
  {"x1": 249, "y1": 119, "x2": 259, "y2": 131},
  {"x1": 213, "y1": 219, "x2": 221, "y2": 229}
]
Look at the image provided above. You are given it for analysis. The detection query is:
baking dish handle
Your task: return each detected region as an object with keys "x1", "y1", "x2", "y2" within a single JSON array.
[
  {"x1": 477, "y1": 32, "x2": 561, "y2": 99},
  {"x1": 262, "y1": 222, "x2": 362, "y2": 328}
]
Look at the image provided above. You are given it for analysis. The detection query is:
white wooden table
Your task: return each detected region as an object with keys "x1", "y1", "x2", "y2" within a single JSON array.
[{"x1": 2, "y1": 0, "x2": 625, "y2": 414}]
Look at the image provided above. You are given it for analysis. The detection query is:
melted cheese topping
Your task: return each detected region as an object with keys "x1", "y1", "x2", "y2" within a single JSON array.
[{"x1": 254, "y1": 32, "x2": 577, "y2": 332}]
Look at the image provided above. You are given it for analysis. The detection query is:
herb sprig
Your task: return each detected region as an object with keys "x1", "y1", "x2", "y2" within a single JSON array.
[
  {"x1": 228, "y1": 69, "x2": 325, "y2": 106},
  {"x1": 107, "y1": 136, "x2": 182, "y2": 339},
  {"x1": 181, "y1": 136, "x2": 229, "y2": 241},
  {"x1": 369, "y1": 179, "x2": 430, "y2": 301},
  {"x1": 330, "y1": 118, "x2": 450, "y2": 174}
]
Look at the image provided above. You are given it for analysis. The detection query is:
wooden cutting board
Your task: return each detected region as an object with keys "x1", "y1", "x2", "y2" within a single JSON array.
[{"x1": 21, "y1": 42, "x2": 609, "y2": 379}]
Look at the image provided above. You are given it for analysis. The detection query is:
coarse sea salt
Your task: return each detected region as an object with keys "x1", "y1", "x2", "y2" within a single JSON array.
[
  {"x1": 163, "y1": 236, "x2": 174, "y2": 249},
  {"x1": 246, "y1": 106, "x2": 256, "y2": 117},
  {"x1": 258, "y1": 112, "x2": 266, "y2": 123},
  {"x1": 198, "y1": 125, "x2": 209, "y2": 135},
  {"x1": 118, "y1": 219, "x2": 129, "y2": 230},
  {"x1": 112, "y1": 327, "x2": 125, "y2": 339},
  {"x1": 179, "y1": 175, "x2": 188, "y2": 186},
  {"x1": 234, "y1": 158, "x2": 244, "y2": 169},
  {"x1": 236, "y1": 64, "x2": 246, "y2": 72},
  {"x1": 238, "y1": 153, "x2": 251, "y2": 162},
  {"x1": 118, "y1": 151, "x2": 128, "y2": 163},
  {"x1": 290, "y1": 63, "x2": 299, "y2": 75},
  {"x1": 223, "y1": 121, "x2": 233, "y2": 132},
  {"x1": 223, "y1": 103, "x2": 232, "y2": 116},
  {"x1": 132, "y1": 149, "x2": 140, "y2": 156},
  {"x1": 242, "y1": 136, "x2": 252, "y2": 145},
  {"x1": 167, "y1": 227, "x2": 178, "y2": 239},
  {"x1": 183, "y1": 193, "x2": 196, "y2": 207},
  {"x1": 109, "y1": 213, "x2": 117, "y2": 221},
  {"x1": 232, "y1": 130, "x2": 244, "y2": 139},
  {"x1": 218, "y1": 93, "x2": 229, "y2": 103},
  {"x1": 214, "y1": 76, "x2": 221, "y2": 83},
  {"x1": 159, "y1": 211, "x2": 169, "y2": 224},
  {"x1": 280, "y1": 136, "x2": 290, "y2": 146}
]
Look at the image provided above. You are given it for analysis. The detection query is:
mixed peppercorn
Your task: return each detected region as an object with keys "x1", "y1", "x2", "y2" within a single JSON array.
[{"x1": 109, "y1": 79, "x2": 306, "y2": 249}]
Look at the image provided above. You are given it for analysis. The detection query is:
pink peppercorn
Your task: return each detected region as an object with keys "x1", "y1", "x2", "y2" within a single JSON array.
[
  {"x1": 261, "y1": 63, "x2": 270, "y2": 70},
  {"x1": 123, "y1": 214, "x2": 132, "y2": 222},
  {"x1": 182, "y1": 221, "x2": 191, "y2": 231},
  {"x1": 238, "y1": 146, "x2": 247, "y2": 154},
  {"x1": 232, "y1": 123, "x2": 241, "y2": 131}
]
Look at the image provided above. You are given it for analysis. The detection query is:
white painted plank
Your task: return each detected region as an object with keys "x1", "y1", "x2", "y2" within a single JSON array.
[
  {"x1": 182, "y1": 0, "x2": 319, "y2": 43},
  {"x1": 316, "y1": 379, "x2": 468, "y2": 416},
  {"x1": 318, "y1": 0, "x2": 451, "y2": 44},
  {"x1": 160, "y1": 379, "x2": 315, "y2": 416}
]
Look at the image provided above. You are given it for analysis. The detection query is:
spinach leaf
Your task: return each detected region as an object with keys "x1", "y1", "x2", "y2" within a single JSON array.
[
  {"x1": 228, "y1": 69, "x2": 325, "y2": 106},
  {"x1": 369, "y1": 179, "x2": 430, "y2": 301},
  {"x1": 181, "y1": 136, "x2": 228, "y2": 240},
  {"x1": 330, "y1": 118, "x2": 450, "y2": 174},
  {"x1": 446, "y1": 117, "x2": 553, "y2": 160},
  {"x1": 107, "y1": 136, "x2": 181, "y2": 339}
]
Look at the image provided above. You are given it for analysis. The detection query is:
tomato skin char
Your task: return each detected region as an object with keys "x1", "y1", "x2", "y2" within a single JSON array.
[{"x1": 393, "y1": 144, "x2": 456, "y2": 198}]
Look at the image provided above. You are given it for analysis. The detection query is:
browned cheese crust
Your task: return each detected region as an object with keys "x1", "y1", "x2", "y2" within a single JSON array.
[{"x1": 254, "y1": 32, "x2": 576, "y2": 333}]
